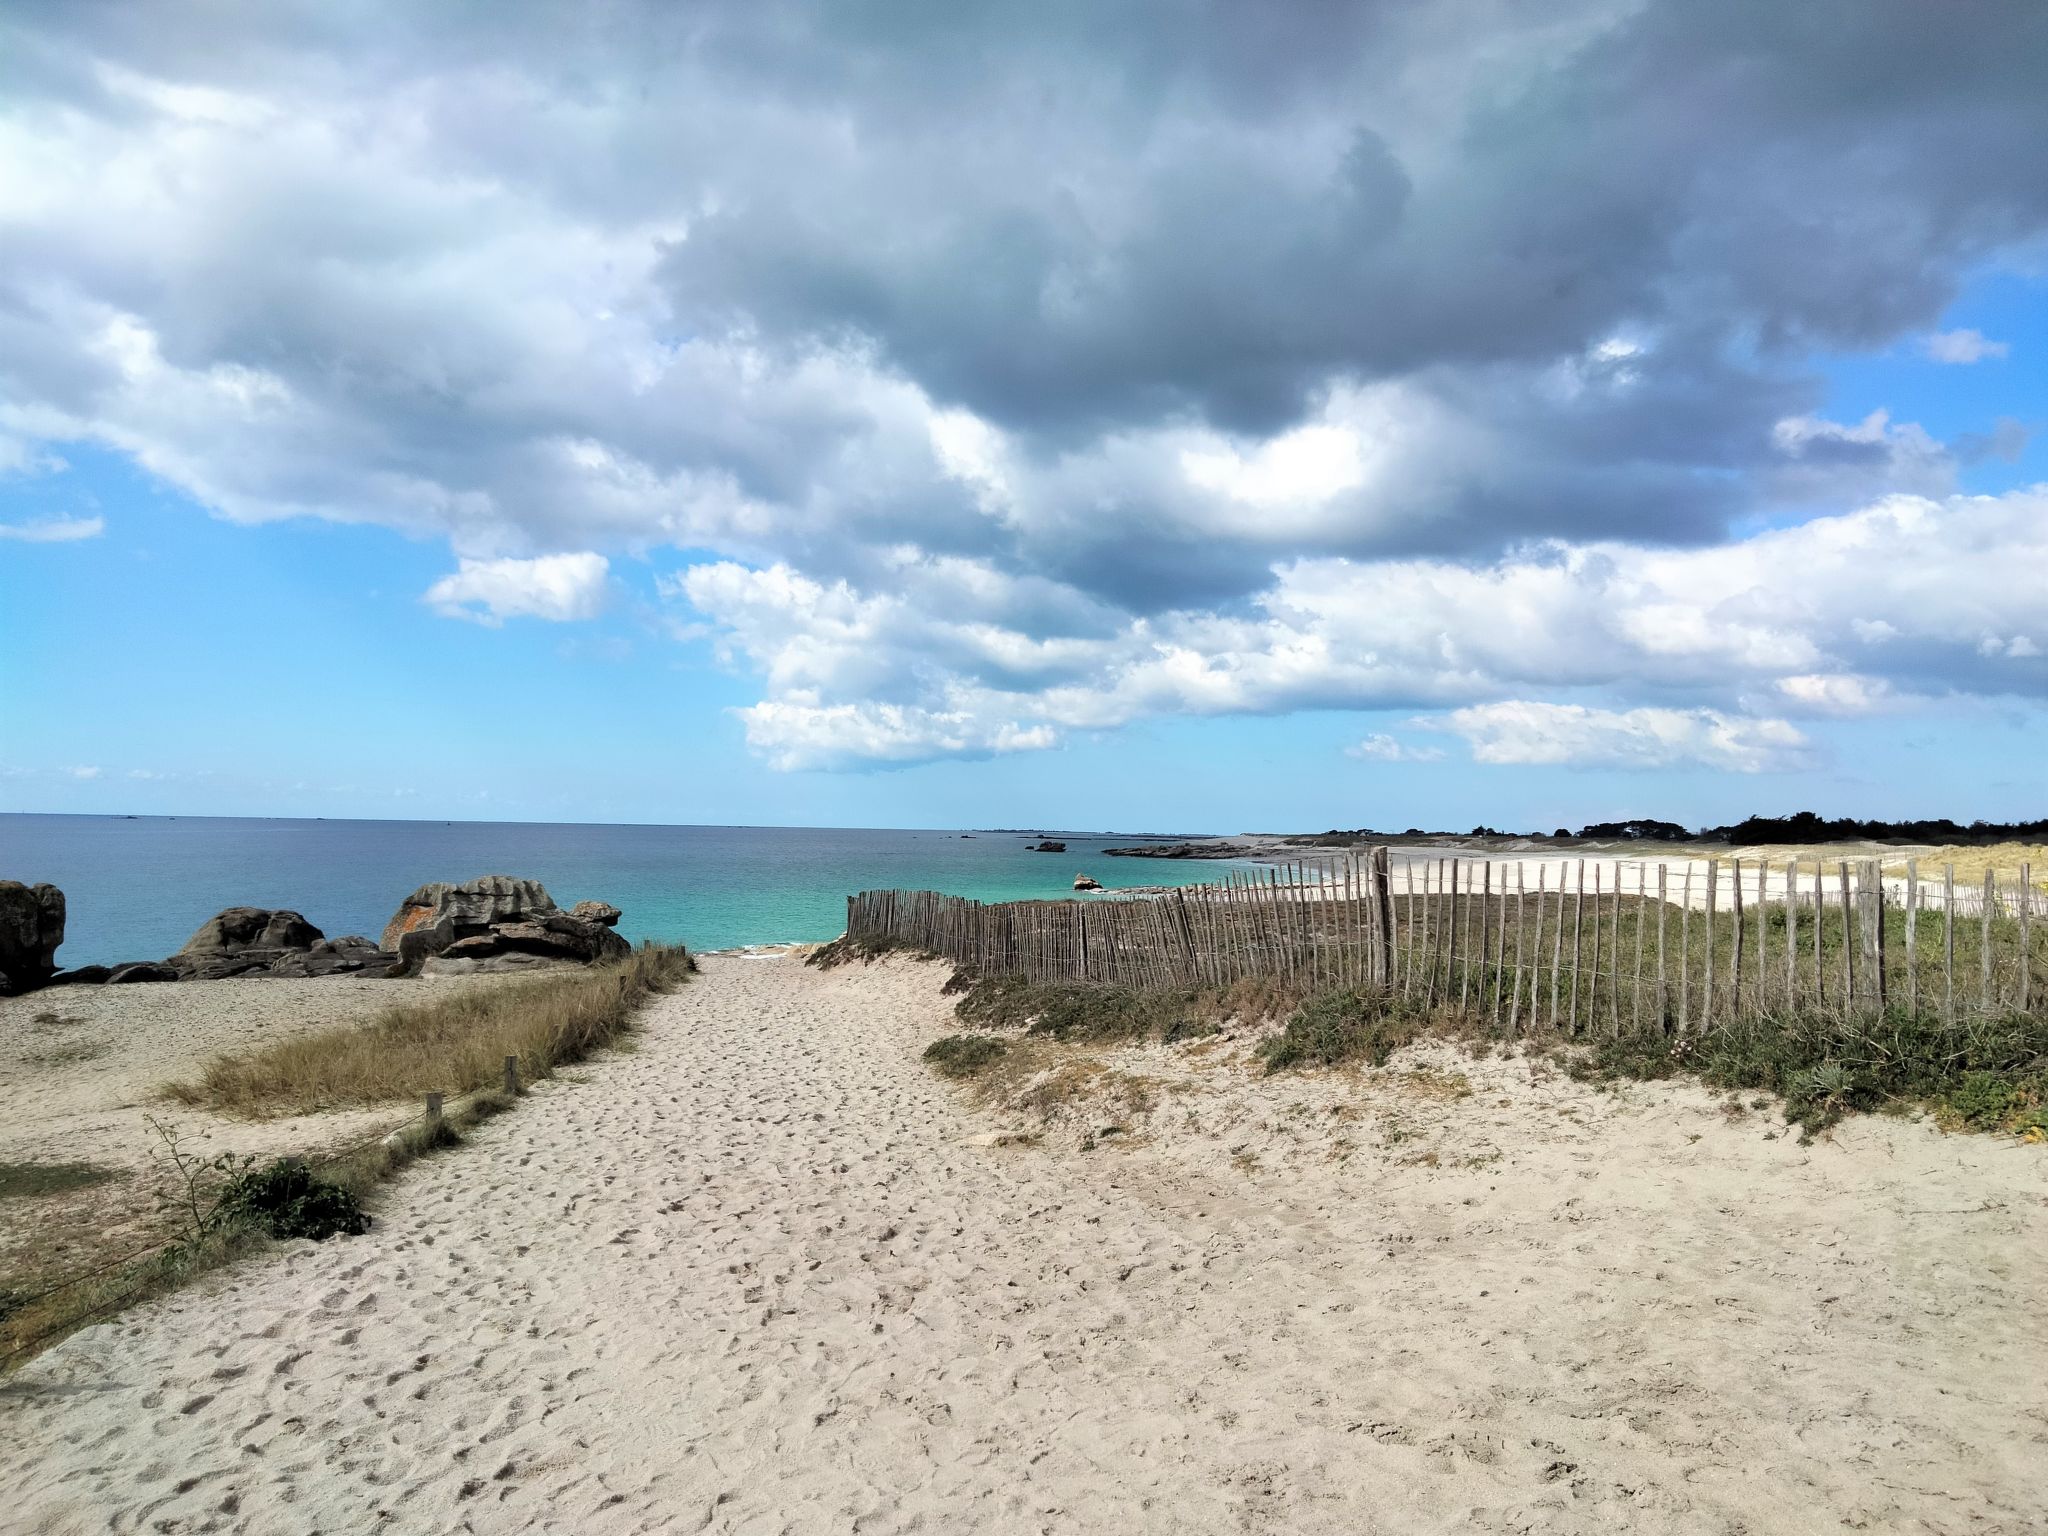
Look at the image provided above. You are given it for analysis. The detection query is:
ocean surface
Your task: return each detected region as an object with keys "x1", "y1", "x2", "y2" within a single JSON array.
[{"x1": 0, "y1": 815, "x2": 1247, "y2": 969}]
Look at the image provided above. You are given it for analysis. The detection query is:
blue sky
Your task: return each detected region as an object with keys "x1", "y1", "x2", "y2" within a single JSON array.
[{"x1": 4, "y1": 4, "x2": 2046, "y2": 834}]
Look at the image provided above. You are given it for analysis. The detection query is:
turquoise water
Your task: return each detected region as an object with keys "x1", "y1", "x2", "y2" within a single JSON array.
[{"x1": 0, "y1": 815, "x2": 1244, "y2": 969}]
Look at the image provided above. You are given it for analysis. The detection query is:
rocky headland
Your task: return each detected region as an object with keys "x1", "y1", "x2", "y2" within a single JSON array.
[{"x1": 2, "y1": 874, "x2": 632, "y2": 994}]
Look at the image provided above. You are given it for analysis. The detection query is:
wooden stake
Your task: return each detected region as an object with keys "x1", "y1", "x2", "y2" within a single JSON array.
[
  {"x1": 1508, "y1": 863, "x2": 1527, "y2": 1032},
  {"x1": 1655, "y1": 864, "x2": 1669, "y2": 1032},
  {"x1": 1568, "y1": 859, "x2": 1585, "y2": 1033},
  {"x1": 1905, "y1": 859, "x2": 1919, "y2": 1017},
  {"x1": 1679, "y1": 865, "x2": 1692, "y2": 1035},
  {"x1": 504, "y1": 1055, "x2": 519, "y2": 1096},
  {"x1": 1944, "y1": 863, "x2": 1956, "y2": 1024},
  {"x1": 1730, "y1": 857, "x2": 1745, "y2": 1025},
  {"x1": 1702, "y1": 859, "x2": 1718, "y2": 1030},
  {"x1": 1843, "y1": 860, "x2": 1859, "y2": 1015},
  {"x1": 1982, "y1": 869, "x2": 1996, "y2": 1015}
]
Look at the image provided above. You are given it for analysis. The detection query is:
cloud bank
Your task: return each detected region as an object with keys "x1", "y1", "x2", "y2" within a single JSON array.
[{"x1": 3, "y1": 2, "x2": 2046, "y2": 769}]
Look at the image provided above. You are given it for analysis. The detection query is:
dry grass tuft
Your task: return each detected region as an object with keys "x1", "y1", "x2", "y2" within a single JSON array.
[{"x1": 164, "y1": 945, "x2": 694, "y2": 1118}]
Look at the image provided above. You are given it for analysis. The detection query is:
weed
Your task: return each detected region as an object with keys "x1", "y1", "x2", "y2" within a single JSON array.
[
  {"x1": 1258, "y1": 989, "x2": 1428, "y2": 1073},
  {"x1": 214, "y1": 1159, "x2": 369, "y2": 1241},
  {"x1": 923, "y1": 1034, "x2": 1008, "y2": 1079}
]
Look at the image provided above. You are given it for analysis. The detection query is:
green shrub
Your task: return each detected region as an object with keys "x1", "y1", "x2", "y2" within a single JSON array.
[
  {"x1": 923, "y1": 1034, "x2": 1008, "y2": 1079},
  {"x1": 1258, "y1": 989, "x2": 1425, "y2": 1074},
  {"x1": 214, "y1": 1158, "x2": 370, "y2": 1241},
  {"x1": 1574, "y1": 1007, "x2": 2048, "y2": 1135}
]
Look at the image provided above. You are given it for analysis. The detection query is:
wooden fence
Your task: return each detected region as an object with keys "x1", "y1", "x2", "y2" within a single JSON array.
[{"x1": 846, "y1": 849, "x2": 2046, "y2": 1030}]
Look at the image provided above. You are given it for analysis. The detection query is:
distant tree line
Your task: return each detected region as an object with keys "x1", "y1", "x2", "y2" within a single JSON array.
[{"x1": 1298, "y1": 812, "x2": 2047, "y2": 845}]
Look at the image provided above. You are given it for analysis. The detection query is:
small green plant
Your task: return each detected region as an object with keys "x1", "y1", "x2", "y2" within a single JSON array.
[
  {"x1": 1258, "y1": 989, "x2": 1425, "y2": 1074},
  {"x1": 214, "y1": 1159, "x2": 369, "y2": 1241},
  {"x1": 923, "y1": 1034, "x2": 1008, "y2": 1079},
  {"x1": 145, "y1": 1114, "x2": 256, "y2": 1245}
]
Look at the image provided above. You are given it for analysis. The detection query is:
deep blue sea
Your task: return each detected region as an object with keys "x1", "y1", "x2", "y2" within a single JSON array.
[{"x1": 0, "y1": 815, "x2": 1246, "y2": 969}]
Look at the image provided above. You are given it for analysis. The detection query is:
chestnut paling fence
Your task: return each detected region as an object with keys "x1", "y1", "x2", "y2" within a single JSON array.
[{"x1": 846, "y1": 849, "x2": 2046, "y2": 1029}]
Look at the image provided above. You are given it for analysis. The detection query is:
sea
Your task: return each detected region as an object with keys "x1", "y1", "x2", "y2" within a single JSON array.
[{"x1": 0, "y1": 815, "x2": 1247, "y2": 969}]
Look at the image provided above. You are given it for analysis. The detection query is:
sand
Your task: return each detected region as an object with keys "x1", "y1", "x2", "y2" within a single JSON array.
[
  {"x1": 3, "y1": 953, "x2": 2043, "y2": 1533},
  {"x1": 0, "y1": 975, "x2": 495, "y2": 1277}
]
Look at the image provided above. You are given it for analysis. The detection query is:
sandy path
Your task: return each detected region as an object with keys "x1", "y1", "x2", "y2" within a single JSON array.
[{"x1": 4, "y1": 954, "x2": 2043, "y2": 1534}]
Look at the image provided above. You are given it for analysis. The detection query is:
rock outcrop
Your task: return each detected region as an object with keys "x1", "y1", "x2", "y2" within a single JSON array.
[
  {"x1": 107, "y1": 961, "x2": 181, "y2": 984},
  {"x1": 381, "y1": 876, "x2": 631, "y2": 974},
  {"x1": 169, "y1": 908, "x2": 399, "y2": 981},
  {"x1": 0, "y1": 881, "x2": 66, "y2": 994},
  {"x1": 1029, "y1": 840, "x2": 1067, "y2": 853},
  {"x1": 1073, "y1": 874, "x2": 1102, "y2": 891}
]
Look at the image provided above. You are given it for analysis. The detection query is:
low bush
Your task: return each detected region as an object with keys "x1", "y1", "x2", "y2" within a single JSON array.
[
  {"x1": 1572, "y1": 1007, "x2": 2048, "y2": 1135},
  {"x1": 1258, "y1": 989, "x2": 1428, "y2": 1073},
  {"x1": 924, "y1": 1034, "x2": 1008, "y2": 1079},
  {"x1": 214, "y1": 1158, "x2": 369, "y2": 1241}
]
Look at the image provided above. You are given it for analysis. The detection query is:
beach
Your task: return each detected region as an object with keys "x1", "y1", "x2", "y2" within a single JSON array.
[{"x1": 4, "y1": 952, "x2": 2044, "y2": 1533}]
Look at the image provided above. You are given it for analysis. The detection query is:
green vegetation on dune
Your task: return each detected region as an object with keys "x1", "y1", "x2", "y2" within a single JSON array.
[{"x1": 938, "y1": 971, "x2": 2048, "y2": 1142}]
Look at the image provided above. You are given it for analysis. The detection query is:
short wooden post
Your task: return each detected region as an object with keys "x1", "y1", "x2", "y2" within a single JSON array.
[
  {"x1": 1868, "y1": 861, "x2": 1887, "y2": 1013},
  {"x1": 1631, "y1": 862, "x2": 1646, "y2": 1033},
  {"x1": 504, "y1": 1055, "x2": 520, "y2": 1095},
  {"x1": 426, "y1": 1091, "x2": 444, "y2": 1135}
]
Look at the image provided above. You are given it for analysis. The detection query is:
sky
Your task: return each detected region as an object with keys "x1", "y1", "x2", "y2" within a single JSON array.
[{"x1": 3, "y1": 0, "x2": 2046, "y2": 835}]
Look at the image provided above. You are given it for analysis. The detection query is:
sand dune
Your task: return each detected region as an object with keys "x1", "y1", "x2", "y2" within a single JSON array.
[{"x1": 3, "y1": 953, "x2": 2043, "y2": 1533}]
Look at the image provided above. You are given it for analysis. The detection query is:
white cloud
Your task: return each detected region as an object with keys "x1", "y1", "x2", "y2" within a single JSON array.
[
  {"x1": 1924, "y1": 328, "x2": 2009, "y2": 364},
  {"x1": 1346, "y1": 734, "x2": 1446, "y2": 764},
  {"x1": 426, "y1": 553, "x2": 610, "y2": 625},
  {"x1": 0, "y1": 515, "x2": 104, "y2": 542},
  {"x1": 70, "y1": 765, "x2": 103, "y2": 780},
  {"x1": 1431, "y1": 703, "x2": 1812, "y2": 773},
  {"x1": 676, "y1": 486, "x2": 2048, "y2": 767}
]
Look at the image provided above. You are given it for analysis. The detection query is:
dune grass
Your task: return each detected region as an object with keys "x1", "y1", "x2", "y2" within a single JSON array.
[
  {"x1": 165, "y1": 943, "x2": 694, "y2": 1118},
  {"x1": 5, "y1": 946, "x2": 691, "y2": 1370}
]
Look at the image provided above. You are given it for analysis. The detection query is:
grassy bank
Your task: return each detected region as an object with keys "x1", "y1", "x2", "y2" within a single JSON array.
[
  {"x1": 167, "y1": 943, "x2": 694, "y2": 1117},
  {"x1": 933, "y1": 971, "x2": 2048, "y2": 1141},
  {"x1": 4, "y1": 945, "x2": 691, "y2": 1370}
]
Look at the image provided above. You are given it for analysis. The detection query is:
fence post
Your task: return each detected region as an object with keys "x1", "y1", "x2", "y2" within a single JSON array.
[
  {"x1": 1944, "y1": 863, "x2": 1956, "y2": 1024},
  {"x1": 425, "y1": 1092, "x2": 444, "y2": 1136},
  {"x1": 1679, "y1": 865, "x2": 1692, "y2": 1035},
  {"x1": 1655, "y1": 863, "x2": 1668, "y2": 1032},
  {"x1": 504, "y1": 1055, "x2": 519, "y2": 1095},
  {"x1": 1373, "y1": 846, "x2": 1395, "y2": 990},
  {"x1": 1730, "y1": 857, "x2": 1744, "y2": 1025},
  {"x1": 1905, "y1": 859, "x2": 1919, "y2": 1017},
  {"x1": 1702, "y1": 859, "x2": 1718, "y2": 1030},
  {"x1": 1838, "y1": 862, "x2": 1854, "y2": 1014},
  {"x1": 1868, "y1": 861, "x2": 1887, "y2": 1013},
  {"x1": 1982, "y1": 870, "x2": 1996, "y2": 1015},
  {"x1": 2021, "y1": 862, "x2": 2033, "y2": 1017}
]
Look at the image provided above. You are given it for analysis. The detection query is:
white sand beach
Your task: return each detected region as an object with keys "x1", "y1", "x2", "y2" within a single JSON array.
[{"x1": 4, "y1": 953, "x2": 2044, "y2": 1533}]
